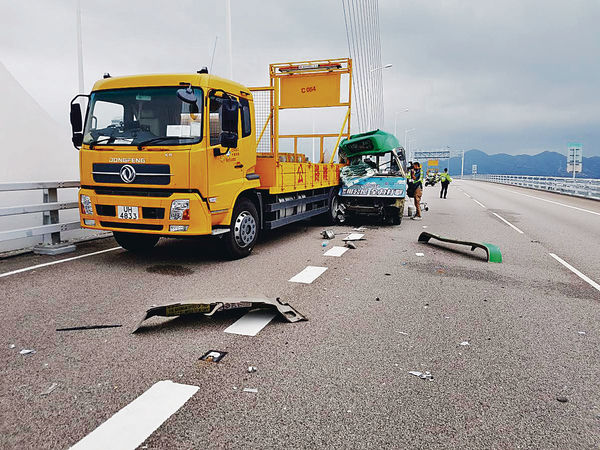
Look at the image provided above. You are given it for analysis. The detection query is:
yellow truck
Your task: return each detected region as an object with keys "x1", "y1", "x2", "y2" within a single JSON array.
[{"x1": 70, "y1": 59, "x2": 352, "y2": 258}]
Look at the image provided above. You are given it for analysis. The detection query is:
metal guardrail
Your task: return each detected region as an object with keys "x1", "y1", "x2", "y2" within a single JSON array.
[
  {"x1": 0, "y1": 181, "x2": 81, "y2": 255},
  {"x1": 471, "y1": 175, "x2": 600, "y2": 200}
]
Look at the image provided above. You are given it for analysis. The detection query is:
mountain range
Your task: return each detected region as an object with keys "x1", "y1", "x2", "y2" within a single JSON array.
[{"x1": 445, "y1": 150, "x2": 600, "y2": 178}]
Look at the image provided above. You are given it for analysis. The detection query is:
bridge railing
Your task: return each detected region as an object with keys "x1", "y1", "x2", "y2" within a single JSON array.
[
  {"x1": 0, "y1": 181, "x2": 83, "y2": 255},
  {"x1": 472, "y1": 175, "x2": 600, "y2": 200}
]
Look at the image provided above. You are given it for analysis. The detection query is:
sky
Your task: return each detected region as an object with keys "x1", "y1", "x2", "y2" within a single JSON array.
[{"x1": 1, "y1": 0, "x2": 599, "y2": 158}]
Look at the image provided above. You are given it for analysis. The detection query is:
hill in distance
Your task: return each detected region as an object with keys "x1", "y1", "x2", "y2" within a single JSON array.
[{"x1": 446, "y1": 150, "x2": 600, "y2": 178}]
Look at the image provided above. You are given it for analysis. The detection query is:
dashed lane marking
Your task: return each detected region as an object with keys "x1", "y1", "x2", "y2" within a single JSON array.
[
  {"x1": 323, "y1": 246, "x2": 348, "y2": 257},
  {"x1": 492, "y1": 212, "x2": 524, "y2": 234},
  {"x1": 463, "y1": 192, "x2": 472, "y2": 198},
  {"x1": 0, "y1": 247, "x2": 121, "y2": 279},
  {"x1": 549, "y1": 253, "x2": 600, "y2": 293},
  {"x1": 289, "y1": 266, "x2": 328, "y2": 284},
  {"x1": 472, "y1": 199, "x2": 486, "y2": 208},
  {"x1": 70, "y1": 380, "x2": 198, "y2": 450},
  {"x1": 224, "y1": 310, "x2": 277, "y2": 336}
]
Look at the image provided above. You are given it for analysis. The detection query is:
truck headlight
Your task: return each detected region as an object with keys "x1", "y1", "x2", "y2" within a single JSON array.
[
  {"x1": 80, "y1": 194, "x2": 93, "y2": 215},
  {"x1": 170, "y1": 199, "x2": 190, "y2": 220}
]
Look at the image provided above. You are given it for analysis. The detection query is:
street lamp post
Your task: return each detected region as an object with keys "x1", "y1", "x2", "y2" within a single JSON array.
[
  {"x1": 404, "y1": 128, "x2": 415, "y2": 159},
  {"x1": 368, "y1": 64, "x2": 392, "y2": 129},
  {"x1": 394, "y1": 108, "x2": 409, "y2": 137}
]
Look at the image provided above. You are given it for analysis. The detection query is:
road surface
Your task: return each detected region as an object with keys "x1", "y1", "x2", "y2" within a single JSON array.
[{"x1": 1, "y1": 180, "x2": 599, "y2": 449}]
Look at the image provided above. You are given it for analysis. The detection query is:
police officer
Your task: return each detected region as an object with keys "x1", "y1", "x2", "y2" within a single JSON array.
[{"x1": 439, "y1": 168, "x2": 452, "y2": 198}]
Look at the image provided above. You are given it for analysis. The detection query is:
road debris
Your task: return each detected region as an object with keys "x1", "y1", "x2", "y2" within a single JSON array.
[
  {"x1": 321, "y1": 230, "x2": 335, "y2": 239},
  {"x1": 56, "y1": 324, "x2": 122, "y2": 332},
  {"x1": 415, "y1": 252, "x2": 424, "y2": 257},
  {"x1": 321, "y1": 241, "x2": 329, "y2": 247},
  {"x1": 556, "y1": 396, "x2": 569, "y2": 403},
  {"x1": 40, "y1": 382, "x2": 58, "y2": 396},
  {"x1": 243, "y1": 388, "x2": 258, "y2": 393},
  {"x1": 398, "y1": 332, "x2": 408, "y2": 336},
  {"x1": 199, "y1": 350, "x2": 227, "y2": 363},
  {"x1": 324, "y1": 246, "x2": 348, "y2": 257},
  {"x1": 19, "y1": 349, "x2": 35, "y2": 355},
  {"x1": 375, "y1": 297, "x2": 380, "y2": 301},
  {"x1": 418, "y1": 231, "x2": 502, "y2": 263},
  {"x1": 459, "y1": 341, "x2": 470, "y2": 346},
  {"x1": 343, "y1": 233, "x2": 365, "y2": 241},
  {"x1": 353, "y1": 226, "x2": 366, "y2": 231},
  {"x1": 9, "y1": 344, "x2": 15, "y2": 349},
  {"x1": 133, "y1": 296, "x2": 306, "y2": 333},
  {"x1": 578, "y1": 331, "x2": 586, "y2": 335},
  {"x1": 384, "y1": 273, "x2": 391, "y2": 276},
  {"x1": 408, "y1": 371, "x2": 433, "y2": 381},
  {"x1": 247, "y1": 366, "x2": 257, "y2": 373},
  {"x1": 345, "y1": 241, "x2": 357, "y2": 249}
]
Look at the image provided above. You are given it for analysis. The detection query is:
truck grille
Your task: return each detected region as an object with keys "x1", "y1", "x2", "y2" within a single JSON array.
[
  {"x1": 92, "y1": 163, "x2": 172, "y2": 185},
  {"x1": 93, "y1": 187, "x2": 174, "y2": 197}
]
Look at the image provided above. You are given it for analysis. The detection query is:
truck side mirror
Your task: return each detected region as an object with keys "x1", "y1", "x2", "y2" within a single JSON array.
[
  {"x1": 221, "y1": 98, "x2": 239, "y2": 133},
  {"x1": 70, "y1": 102, "x2": 83, "y2": 148},
  {"x1": 219, "y1": 131, "x2": 238, "y2": 149}
]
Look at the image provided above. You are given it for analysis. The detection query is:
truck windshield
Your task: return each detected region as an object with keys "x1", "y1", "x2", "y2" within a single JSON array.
[{"x1": 82, "y1": 87, "x2": 203, "y2": 147}]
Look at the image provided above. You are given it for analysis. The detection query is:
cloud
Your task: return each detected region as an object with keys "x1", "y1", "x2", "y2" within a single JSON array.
[{"x1": 1, "y1": 0, "x2": 598, "y2": 157}]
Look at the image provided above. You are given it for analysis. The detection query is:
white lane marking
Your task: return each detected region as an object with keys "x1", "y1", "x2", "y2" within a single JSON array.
[
  {"x1": 472, "y1": 199, "x2": 486, "y2": 208},
  {"x1": 224, "y1": 310, "x2": 277, "y2": 336},
  {"x1": 289, "y1": 266, "x2": 328, "y2": 284},
  {"x1": 491, "y1": 186, "x2": 600, "y2": 217},
  {"x1": 70, "y1": 380, "x2": 198, "y2": 450},
  {"x1": 463, "y1": 192, "x2": 472, "y2": 198},
  {"x1": 344, "y1": 233, "x2": 364, "y2": 241},
  {"x1": 324, "y1": 246, "x2": 348, "y2": 257},
  {"x1": 492, "y1": 212, "x2": 524, "y2": 234},
  {"x1": 0, "y1": 247, "x2": 121, "y2": 279},
  {"x1": 549, "y1": 253, "x2": 600, "y2": 293}
]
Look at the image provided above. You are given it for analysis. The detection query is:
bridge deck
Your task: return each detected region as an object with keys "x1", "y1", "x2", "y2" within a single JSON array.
[{"x1": 1, "y1": 180, "x2": 599, "y2": 448}]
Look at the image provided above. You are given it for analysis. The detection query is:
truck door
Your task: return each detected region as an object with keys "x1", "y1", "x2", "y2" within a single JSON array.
[{"x1": 207, "y1": 92, "x2": 245, "y2": 214}]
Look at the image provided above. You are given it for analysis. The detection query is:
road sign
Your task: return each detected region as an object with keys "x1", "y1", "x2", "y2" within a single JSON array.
[
  {"x1": 428, "y1": 159, "x2": 438, "y2": 166},
  {"x1": 472, "y1": 164, "x2": 477, "y2": 174},
  {"x1": 414, "y1": 150, "x2": 450, "y2": 160},
  {"x1": 567, "y1": 143, "x2": 582, "y2": 174}
]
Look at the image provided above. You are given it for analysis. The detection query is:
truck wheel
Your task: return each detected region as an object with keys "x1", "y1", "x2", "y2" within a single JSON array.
[
  {"x1": 224, "y1": 198, "x2": 259, "y2": 259},
  {"x1": 323, "y1": 188, "x2": 340, "y2": 225},
  {"x1": 113, "y1": 231, "x2": 159, "y2": 253}
]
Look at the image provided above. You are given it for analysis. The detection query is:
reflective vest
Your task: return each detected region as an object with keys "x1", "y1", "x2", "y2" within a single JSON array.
[{"x1": 440, "y1": 172, "x2": 452, "y2": 182}]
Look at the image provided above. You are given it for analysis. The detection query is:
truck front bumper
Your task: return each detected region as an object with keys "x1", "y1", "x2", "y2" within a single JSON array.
[{"x1": 78, "y1": 188, "x2": 213, "y2": 236}]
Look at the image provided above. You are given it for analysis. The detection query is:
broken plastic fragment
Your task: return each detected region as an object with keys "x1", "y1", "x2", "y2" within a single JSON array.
[
  {"x1": 415, "y1": 252, "x2": 424, "y2": 257},
  {"x1": 346, "y1": 241, "x2": 357, "y2": 249},
  {"x1": 243, "y1": 388, "x2": 258, "y2": 393},
  {"x1": 321, "y1": 230, "x2": 335, "y2": 239},
  {"x1": 459, "y1": 341, "x2": 470, "y2": 346},
  {"x1": 133, "y1": 296, "x2": 306, "y2": 333},
  {"x1": 9, "y1": 344, "x2": 15, "y2": 349},
  {"x1": 408, "y1": 370, "x2": 433, "y2": 381},
  {"x1": 247, "y1": 366, "x2": 257, "y2": 373},
  {"x1": 199, "y1": 350, "x2": 227, "y2": 363},
  {"x1": 19, "y1": 349, "x2": 35, "y2": 355},
  {"x1": 40, "y1": 382, "x2": 58, "y2": 396},
  {"x1": 578, "y1": 331, "x2": 586, "y2": 335},
  {"x1": 321, "y1": 241, "x2": 328, "y2": 247}
]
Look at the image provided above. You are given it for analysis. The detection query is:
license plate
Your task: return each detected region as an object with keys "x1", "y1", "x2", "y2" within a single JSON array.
[{"x1": 117, "y1": 205, "x2": 139, "y2": 220}]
